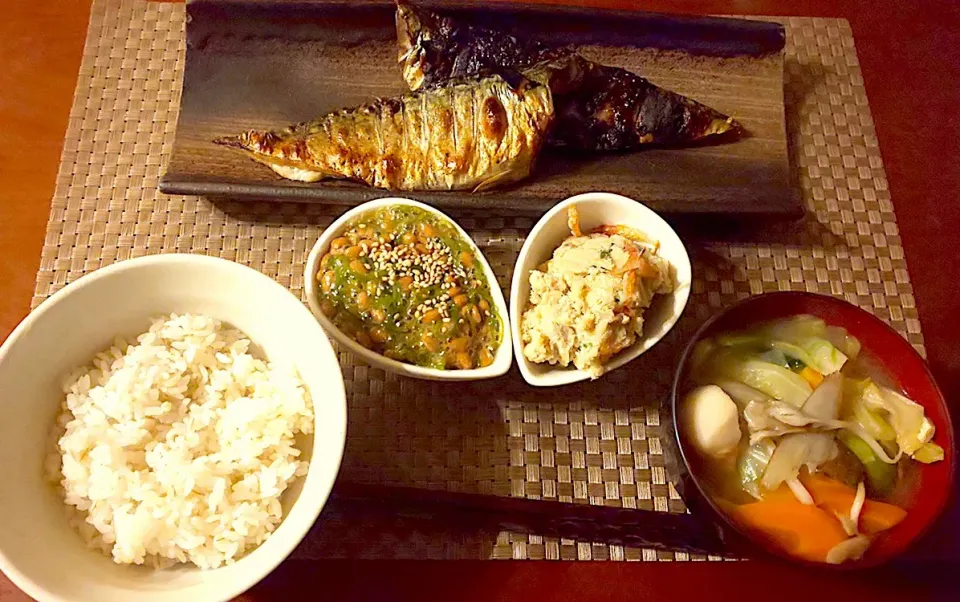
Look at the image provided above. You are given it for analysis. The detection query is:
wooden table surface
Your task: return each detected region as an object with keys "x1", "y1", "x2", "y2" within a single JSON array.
[{"x1": 1, "y1": 0, "x2": 957, "y2": 599}]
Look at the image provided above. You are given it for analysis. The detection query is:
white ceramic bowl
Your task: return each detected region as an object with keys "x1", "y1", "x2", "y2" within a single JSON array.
[
  {"x1": 510, "y1": 192, "x2": 692, "y2": 387},
  {"x1": 0, "y1": 254, "x2": 347, "y2": 602},
  {"x1": 305, "y1": 198, "x2": 512, "y2": 381}
]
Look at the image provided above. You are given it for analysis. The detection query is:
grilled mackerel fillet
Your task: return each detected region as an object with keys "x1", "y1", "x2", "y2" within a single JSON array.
[{"x1": 216, "y1": 73, "x2": 553, "y2": 191}]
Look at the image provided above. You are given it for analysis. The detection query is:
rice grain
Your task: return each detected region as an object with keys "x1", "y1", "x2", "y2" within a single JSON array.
[{"x1": 47, "y1": 314, "x2": 314, "y2": 569}]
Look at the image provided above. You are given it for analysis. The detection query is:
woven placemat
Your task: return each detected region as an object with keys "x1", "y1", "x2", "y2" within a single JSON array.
[{"x1": 33, "y1": 0, "x2": 924, "y2": 561}]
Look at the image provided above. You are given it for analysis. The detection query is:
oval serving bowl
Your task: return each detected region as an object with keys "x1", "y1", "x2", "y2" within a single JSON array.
[
  {"x1": 0, "y1": 254, "x2": 347, "y2": 602},
  {"x1": 305, "y1": 197, "x2": 513, "y2": 381},
  {"x1": 670, "y1": 291, "x2": 955, "y2": 568},
  {"x1": 510, "y1": 192, "x2": 692, "y2": 387}
]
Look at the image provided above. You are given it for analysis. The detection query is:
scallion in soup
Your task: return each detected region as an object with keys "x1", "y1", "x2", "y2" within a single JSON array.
[{"x1": 680, "y1": 315, "x2": 944, "y2": 564}]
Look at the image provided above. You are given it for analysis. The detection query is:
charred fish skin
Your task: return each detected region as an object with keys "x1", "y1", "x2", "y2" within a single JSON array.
[
  {"x1": 396, "y1": 2, "x2": 742, "y2": 151},
  {"x1": 215, "y1": 74, "x2": 554, "y2": 191},
  {"x1": 396, "y1": 1, "x2": 570, "y2": 92},
  {"x1": 552, "y1": 62, "x2": 741, "y2": 151}
]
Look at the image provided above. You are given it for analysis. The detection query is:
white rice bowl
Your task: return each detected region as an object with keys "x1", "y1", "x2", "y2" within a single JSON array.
[{"x1": 47, "y1": 314, "x2": 314, "y2": 570}]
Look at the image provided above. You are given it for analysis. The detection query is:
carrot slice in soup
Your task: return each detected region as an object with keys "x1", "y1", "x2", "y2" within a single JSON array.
[
  {"x1": 798, "y1": 473, "x2": 907, "y2": 535},
  {"x1": 729, "y1": 499, "x2": 850, "y2": 563},
  {"x1": 800, "y1": 366, "x2": 825, "y2": 388}
]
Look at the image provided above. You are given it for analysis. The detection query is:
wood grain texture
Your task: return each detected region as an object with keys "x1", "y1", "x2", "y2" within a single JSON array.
[{"x1": 160, "y1": 0, "x2": 797, "y2": 217}]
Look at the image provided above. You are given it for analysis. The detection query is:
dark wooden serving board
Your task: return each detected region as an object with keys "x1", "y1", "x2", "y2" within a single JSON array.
[{"x1": 161, "y1": 0, "x2": 796, "y2": 218}]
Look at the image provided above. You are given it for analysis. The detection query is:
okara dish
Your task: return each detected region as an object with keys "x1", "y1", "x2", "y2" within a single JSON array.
[
  {"x1": 520, "y1": 205, "x2": 675, "y2": 377},
  {"x1": 679, "y1": 314, "x2": 946, "y2": 565},
  {"x1": 314, "y1": 203, "x2": 503, "y2": 371},
  {"x1": 48, "y1": 314, "x2": 314, "y2": 569}
]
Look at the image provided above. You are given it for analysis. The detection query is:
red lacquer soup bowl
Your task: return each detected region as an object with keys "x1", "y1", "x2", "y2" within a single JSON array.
[{"x1": 671, "y1": 292, "x2": 955, "y2": 568}]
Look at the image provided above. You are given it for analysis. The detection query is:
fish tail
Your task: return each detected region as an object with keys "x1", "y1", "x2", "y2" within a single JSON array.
[
  {"x1": 214, "y1": 129, "x2": 332, "y2": 183},
  {"x1": 684, "y1": 103, "x2": 744, "y2": 141},
  {"x1": 214, "y1": 129, "x2": 294, "y2": 158},
  {"x1": 714, "y1": 116, "x2": 744, "y2": 136},
  {"x1": 213, "y1": 135, "x2": 247, "y2": 149}
]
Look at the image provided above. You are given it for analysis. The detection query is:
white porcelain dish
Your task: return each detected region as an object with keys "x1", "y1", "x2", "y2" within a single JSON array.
[
  {"x1": 305, "y1": 197, "x2": 512, "y2": 381},
  {"x1": 0, "y1": 254, "x2": 347, "y2": 602},
  {"x1": 510, "y1": 192, "x2": 692, "y2": 387}
]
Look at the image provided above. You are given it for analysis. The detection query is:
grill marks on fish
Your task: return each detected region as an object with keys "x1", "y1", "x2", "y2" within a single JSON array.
[
  {"x1": 216, "y1": 74, "x2": 553, "y2": 191},
  {"x1": 396, "y1": 2, "x2": 742, "y2": 152},
  {"x1": 481, "y1": 95, "x2": 507, "y2": 141}
]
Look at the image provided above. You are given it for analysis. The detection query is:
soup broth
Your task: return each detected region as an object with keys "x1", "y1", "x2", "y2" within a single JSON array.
[{"x1": 679, "y1": 315, "x2": 944, "y2": 564}]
